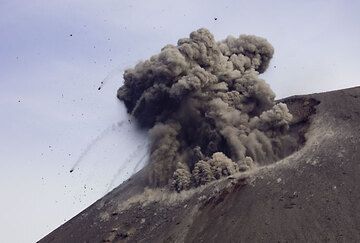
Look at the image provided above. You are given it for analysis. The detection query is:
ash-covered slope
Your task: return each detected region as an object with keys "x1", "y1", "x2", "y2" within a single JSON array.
[{"x1": 40, "y1": 86, "x2": 360, "y2": 243}]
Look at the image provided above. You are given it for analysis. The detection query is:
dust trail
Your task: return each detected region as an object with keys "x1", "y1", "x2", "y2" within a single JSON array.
[
  {"x1": 106, "y1": 142, "x2": 148, "y2": 192},
  {"x1": 98, "y1": 67, "x2": 124, "y2": 91},
  {"x1": 70, "y1": 121, "x2": 125, "y2": 173},
  {"x1": 132, "y1": 152, "x2": 148, "y2": 174}
]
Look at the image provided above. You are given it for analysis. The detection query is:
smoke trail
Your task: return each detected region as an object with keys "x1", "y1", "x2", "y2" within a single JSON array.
[
  {"x1": 70, "y1": 121, "x2": 125, "y2": 173},
  {"x1": 106, "y1": 142, "x2": 148, "y2": 191},
  {"x1": 117, "y1": 28, "x2": 296, "y2": 191},
  {"x1": 132, "y1": 152, "x2": 148, "y2": 174},
  {"x1": 98, "y1": 67, "x2": 124, "y2": 91}
]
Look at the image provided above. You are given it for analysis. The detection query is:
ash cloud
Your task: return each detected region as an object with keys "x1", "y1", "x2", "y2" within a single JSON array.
[{"x1": 118, "y1": 28, "x2": 294, "y2": 191}]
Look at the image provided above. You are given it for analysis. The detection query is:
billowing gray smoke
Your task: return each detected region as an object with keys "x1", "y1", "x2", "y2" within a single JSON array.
[{"x1": 118, "y1": 28, "x2": 295, "y2": 191}]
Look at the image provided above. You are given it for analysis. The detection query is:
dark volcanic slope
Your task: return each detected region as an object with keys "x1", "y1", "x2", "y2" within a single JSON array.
[{"x1": 40, "y1": 86, "x2": 360, "y2": 243}]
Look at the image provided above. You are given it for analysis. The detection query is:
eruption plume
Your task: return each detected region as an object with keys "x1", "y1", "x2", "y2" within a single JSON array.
[{"x1": 118, "y1": 28, "x2": 295, "y2": 191}]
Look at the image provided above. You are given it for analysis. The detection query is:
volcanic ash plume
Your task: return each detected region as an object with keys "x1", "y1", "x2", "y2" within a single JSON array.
[{"x1": 118, "y1": 28, "x2": 294, "y2": 191}]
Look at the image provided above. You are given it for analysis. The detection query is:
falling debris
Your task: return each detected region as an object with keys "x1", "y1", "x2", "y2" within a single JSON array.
[
  {"x1": 97, "y1": 67, "x2": 123, "y2": 91},
  {"x1": 118, "y1": 28, "x2": 295, "y2": 190}
]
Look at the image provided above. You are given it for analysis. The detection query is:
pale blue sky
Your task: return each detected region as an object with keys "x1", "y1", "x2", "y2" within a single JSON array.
[{"x1": 0, "y1": 0, "x2": 359, "y2": 242}]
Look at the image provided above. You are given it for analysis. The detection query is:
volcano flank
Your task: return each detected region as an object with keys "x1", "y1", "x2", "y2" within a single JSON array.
[{"x1": 39, "y1": 28, "x2": 360, "y2": 243}]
